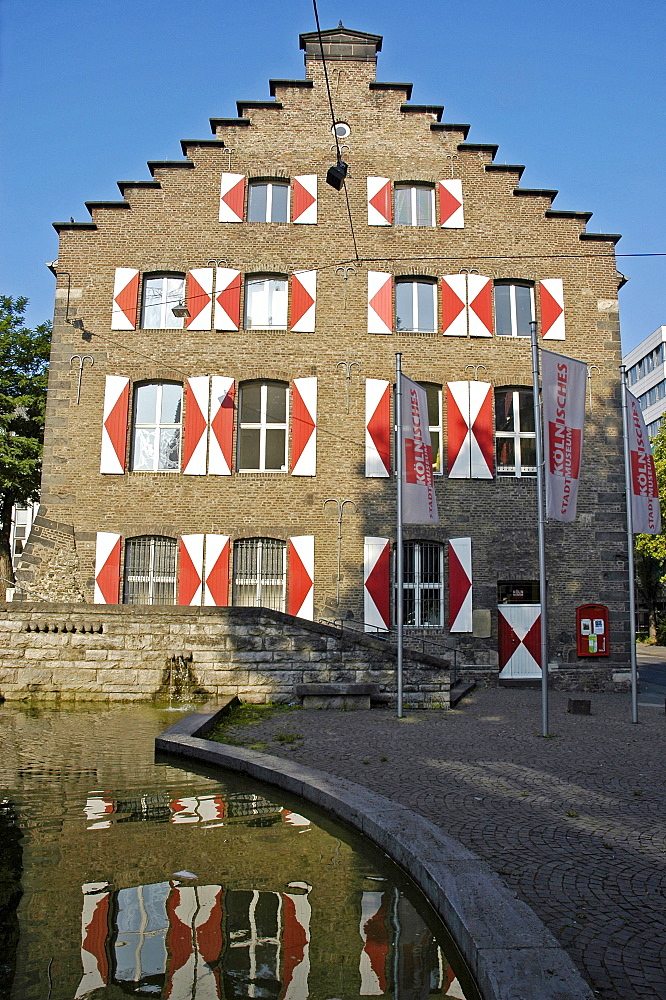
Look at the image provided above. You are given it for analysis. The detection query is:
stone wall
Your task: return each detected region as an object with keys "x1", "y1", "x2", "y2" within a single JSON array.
[{"x1": 0, "y1": 603, "x2": 452, "y2": 708}]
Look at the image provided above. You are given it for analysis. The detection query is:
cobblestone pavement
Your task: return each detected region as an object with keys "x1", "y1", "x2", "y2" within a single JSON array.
[{"x1": 219, "y1": 688, "x2": 666, "y2": 1000}]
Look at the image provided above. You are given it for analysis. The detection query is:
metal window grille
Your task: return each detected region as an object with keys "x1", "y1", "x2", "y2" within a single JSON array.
[
  {"x1": 123, "y1": 536, "x2": 177, "y2": 605},
  {"x1": 233, "y1": 538, "x2": 286, "y2": 611},
  {"x1": 401, "y1": 541, "x2": 444, "y2": 627}
]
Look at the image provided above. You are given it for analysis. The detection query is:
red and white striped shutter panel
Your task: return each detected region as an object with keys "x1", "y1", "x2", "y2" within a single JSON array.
[
  {"x1": 359, "y1": 891, "x2": 389, "y2": 996},
  {"x1": 288, "y1": 535, "x2": 314, "y2": 620},
  {"x1": 467, "y1": 274, "x2": 493, "y2": 337},
  {"x1": 448, "y1": 537, "x2": 472, "y2": 632},
  {"x1": 438, "y1": 179, "x2": 464, "y2": 228},
  {"x1": 94, "y1": 532, "x2": 121, "y2": 605},
  {"x1": 182, "y1": 376, "x2": 210, "y2": 476},
  {"x1": 290, "y1": 270, "x2": 316, "y2": 333},
  {"x1": 539, "y1": 279, "x2": 566, "y2": 340},
  {"x1": 218, "y1": 172, "x2": 245, "y2": 222},
  {"x1": 441, "y1": 275, "x2": 467, "y2": 337},
  {"x1": 208, "y1": 376, "x2": 235, "y2": 475},
  {"x1": 367, "y1": 272, "x2": 393, "y2": 335},
  {"x1": 291, "y1": 377, "x2": 317, "y2": 476},
  {"x1": 364, "y1": 537, "x2": 390, "y2": 632},
  {"x1": 100, "y1": 375, "x2": 130, "y2": 474},
  {"x1": 213, "y1": 267, "x2": 241, "y2": 331},
  {"x1": 367, "y1": 177, "x2": 392, "y2": 225},
  {"x1": 185, "y1": 268, "x2": 213, "y2": 330},
  {"x1": 79, "y1": 885, "x2": 111, "y2": 991},
  {"x1": 447, "y1": 381, "x2": 472, "y2": 478},
  {"x1": 203, "y1": 534, "x2": 230, "y2": 606},
  {"x1": 178, "y1": 534, "x2": 204, "y2": 606},
  {"x1": 292, "y1": 174, "x2": 317, "y2": 224},
  {"x1": 281, "y1": 890, "x2": 311, "y2": 996},
  {"x1": 111, "y1": 267, "x2": 139, "y2": 330},
  {"x1": 365, "y1": 378, "x2": 391, "y2": 477},
  {"x1": 468, "y1": 381, "x2": 494, "y2": 478},
  {"x1": 498, "y1": 604, "x2": 542, "y2": 678}
]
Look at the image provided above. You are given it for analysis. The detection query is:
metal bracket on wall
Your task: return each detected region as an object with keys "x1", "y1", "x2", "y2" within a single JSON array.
[
  {"x1": 335, "y1": 359, "x2": 361, "y2": 412},
  {"x1": 323, "y1": 498, "x2": 357, "y2": 605},
  {"x1": 443, "y1": 153, "x2": 459, "y2": 178},
  {"x1": 69, "y1": 354, "x2": 94, "y2": 404},
  {"x1": 586, "y1": 364, "x2": 601, "y2": 411},
  {"x1": 334, "y1": 264, "x2": 356, "y2": 311},
  {"x1": 464, "y1": 363, "x2": 488, "y2": 381}
]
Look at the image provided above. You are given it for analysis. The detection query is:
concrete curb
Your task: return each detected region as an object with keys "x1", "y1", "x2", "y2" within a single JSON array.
[{"x1": 156, "y1": 708, "x2": 594, "y2": 1000}]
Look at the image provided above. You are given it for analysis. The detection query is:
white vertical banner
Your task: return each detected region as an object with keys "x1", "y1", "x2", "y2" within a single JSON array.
[
  {"x1": 626, "y1": 390, "x2": 661, "y2": 534},
  {"x1": 400, "y1": 374, "x2": 439, "y2": 525},
  {"x1": 541, "y1": 350, "x2": 587, "y2": 522}
]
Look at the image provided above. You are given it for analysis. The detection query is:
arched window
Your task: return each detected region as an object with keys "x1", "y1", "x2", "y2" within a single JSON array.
[
  {"x1": 123, "y1": 535, "x2": 177, "y2": 605},
  {"x1": 244, "y1": 275, "x2": 288, "y2": 329},
  {"x1": 131, "y1": 382, "x2": 183, "y2": 472},
  {"x1": 495, "y1": 388, "x2": 536, "y2": 476},
  {"x1": 402, "y1": 541, "x2": 444, "y2": 626},
  {"x1": 395, "y1": 278, "x2": 437, "y2": 332},
  {"x1": 233, "y1": 537, "x2": 286, "y2": 611},
  {"x1": 394, "y1": 184, "x2": 435, "y2": 226},
  {"x1": 237, "y1": 381, "x2": 288, "y2": 472},
  {"x1": 494, "y1": 282, "x2": 534, "y2": 338},
  {"x1": 247, "y1": 180, "x2": 289, "y2": 223},
  {"x1": 141, "y1": 273, "x2": 186, "y2": 329}
]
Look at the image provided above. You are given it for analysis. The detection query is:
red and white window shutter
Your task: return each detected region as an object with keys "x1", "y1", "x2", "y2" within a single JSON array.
[
  {"x1": 367, "y1": 272, "x2": 393, "y2": 335},
  {"x1": 467, "y1": 274, "x2": 493, "y2": 337},
  {"x1": 359, "y1": 891, "x2": 389, "y2": 996},
  {"x1": 539, "y1": 279, "x2": 566, "y2": 340},
  {"x1": 100, "y1": 375, "x2": 130, "y2": 474},
  {"x1": 364, "y1": 537, "x2": 390, "y2": 632},
  {"x1": 365, "y1": 378, "x2": 391, "y2": 477},
  {"x1": 291, "y1": 377, "x2": 317, "y2": 476},
  {"x1": 208, "y1": 376, "x2": 235, "y2": 475},
  {"x1": 367, "y1": 177, "x2": 392, "y2": 226},
  {"x1": 182, "y1": 376, "x2": 210, "y2": 476},
  {"x1": 94, "y1": 532, "x2": 121, "y2": 605},
  {"x1": 288, "y1": 535, "x2": 314, "y2": 620},
  {"x1": 448, "y1": 537, "x2": 472, "y2": 632},
  {"x1": 290, "y1": 270, "x2": 317, "y2": 333},
  {"x1": 441, "y1": 275, "x2": 467, "y2": 337},
  {"x1": 178, "y1": 534, "x2": 204, "y2": 606},
  {"x1": 186, "y1": 268, "x2": 213, "y2": 331},
  {"x1": 219, "y1": 172, "x2": 245, "y2": 222},
  {"x1": 438, "y1": 179, "x2": 464, "y2": 228},
  {"x1": 214, "y1": 267, "x2": 241, "y2": 331},
  {"x1": 111, "y1": 267, "x2": 139, "y2": 330},
  {"x1": 292, "y1": 175, "x2": 317, "y2": 224},
  {"x1": 203, "y1": 534, "x2": 230, "y2": 607},
  {"x1": 447, "y1": 381, "x2": 494, "y2": 479}
]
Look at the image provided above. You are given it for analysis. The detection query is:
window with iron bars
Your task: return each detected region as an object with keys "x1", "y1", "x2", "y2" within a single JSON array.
[
  {"x1": 401, "y1": 541, "x2": 444, "y2": 627},
  {"x1": 123, "y1": 536, "x2": 177, "y2": 605},
  {"x1": 233, "y1": 538, "x2": 286, "y2": 612}
]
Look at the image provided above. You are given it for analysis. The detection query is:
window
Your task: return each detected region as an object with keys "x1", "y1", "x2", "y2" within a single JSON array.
[
  {"x1": 494, "y1": 283, "x2": 534, "y2": 338},
  {"x1": 495, "y1": 389, "x2": 536, "y2": 477},
  {"x1": 244, "y1": 276, "x2": 288, "y2": 329},
  {"x1": 141, "y1": 274, "x2": 185, "y2": 329},
  {"x1": 419, "y1": 383, "x2": 442, "y2": 474},
  {"x1": 233, "y1": 538, "x2": 286, "y2": 611},
  {"x1": 123, "y1": 535, "x2": 177, "y2": 605},
  {"x1": 131, "y1": 382, "x2": 182, "y2": 472},
  {"x1": 247, "y1": 181, "x2": 289, "y2": 223},
  {"x1": 648, "y1": 417, "x2": 665, "y2": 438},
  {"x1": 498, "y1": 580, "x2": 540, "y2": 604},
  {"x1": 629, "y1": 342, "x2": 666, "y2": 385},
  {"x1": 395, "y1": 279, "x2": 437, "y2": 332},
  {"x1": 402, "y1": 541, "x2": 444, "y2": 626},
  {"x1": 639, "y1": 380, "x2": 666, "y2": 410},
  {"x1": 394, "y1": 184, "x2": 435, "y2": 226},
  {"x1": 238, "y1": 381, "x2": 288, "y2": 472}
]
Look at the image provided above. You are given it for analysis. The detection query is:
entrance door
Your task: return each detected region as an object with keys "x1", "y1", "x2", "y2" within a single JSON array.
[{"x1": 498, "y1": 603, "x2": 542, "y2": 679}]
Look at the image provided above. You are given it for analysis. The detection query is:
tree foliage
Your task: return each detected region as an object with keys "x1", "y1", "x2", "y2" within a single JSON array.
[{"x1": 0, "y1": 296, "x2": 51, "y2": 584}]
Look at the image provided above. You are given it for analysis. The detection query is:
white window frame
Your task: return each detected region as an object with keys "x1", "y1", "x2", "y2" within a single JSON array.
[
  {"x1": 495, "y1": 389, "x2": 536, "y2": 478},
  {"x1": 237, "y1": 381, "x2": 289, "y2": 473},
  {"x1": 130, "y1": 382, "x2": 183, "y2": 472},
  {"x1": 244, "y1": 276, "x2": 288, "y2": 330},
  {"x1": 141, "y1": 274, "x2": 185, "y2": 330},
  {"x1": 395, "y1": 279, "x2": 437, "y2": 333},
  {"x1": 494, "y1": 283, "x2": 535, "y2": 338},
  {"x1": 122, "y1": 535, "x2": 178, "y2": 605},
  {"x1": 233, "y1": 538, "x2": 287, "y2": 611},
  {"x1": 401, "y1": 541, "x2": 444, "y2": 627},
  {"x1": 394, "y1": 184, "x2": 435, "y2": 227},
  {"x1": 247, "y1": 180, "x2": 290, "y2": 223}
]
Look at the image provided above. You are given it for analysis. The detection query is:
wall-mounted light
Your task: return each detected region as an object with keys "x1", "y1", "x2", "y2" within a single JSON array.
[
  {"x1": 326, "y1": 157, "x2": 348, "y2": 191},
  {"x1": 172, "y1": 301, "x2": 190, "y2": 319}
]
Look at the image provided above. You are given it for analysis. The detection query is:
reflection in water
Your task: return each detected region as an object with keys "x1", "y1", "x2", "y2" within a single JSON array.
[{"x1": 0, "y1": 706, "x2": 469, "y2": 999}]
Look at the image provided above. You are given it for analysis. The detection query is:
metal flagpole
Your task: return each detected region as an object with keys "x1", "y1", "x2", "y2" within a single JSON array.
[
  {"x1": 530, "y1": 321, "x2": 550, "y2": 737},
  {"x1": 395, "y1": 352, "x2": 404, "y2": 718},
  {"x1": 620, "y1": 365, "x2": 639, "y2": 724}
]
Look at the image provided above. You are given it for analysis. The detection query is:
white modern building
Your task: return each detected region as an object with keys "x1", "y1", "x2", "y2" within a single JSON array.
[{"x1": 624, "y1": 326, "x2": 666, "y2": 437}]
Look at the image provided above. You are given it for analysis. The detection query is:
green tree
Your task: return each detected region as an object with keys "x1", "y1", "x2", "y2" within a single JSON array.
[
  {"x1": 0, "y1": 296, "x2": 51, "y2": 587},
  {"x1": 635, "y1": 422, "x2": 666, "y2": 637}
]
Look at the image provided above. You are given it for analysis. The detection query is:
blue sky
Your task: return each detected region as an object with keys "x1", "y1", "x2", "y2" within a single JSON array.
[{"x1": 1, "y1": 0, "x2": 664, "y2": 352}]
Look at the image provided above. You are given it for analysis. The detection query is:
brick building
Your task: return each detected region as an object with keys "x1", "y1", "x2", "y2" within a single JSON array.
[{"x1": 17, "y1": 25, "x2": 630, "y2": 684}]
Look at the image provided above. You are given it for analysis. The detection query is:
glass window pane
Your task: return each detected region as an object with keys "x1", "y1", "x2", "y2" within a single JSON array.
[
  {"x1": 265, "y1": 428, "x2": 286, "y2": 470},
  {"x1": 271, "y1": 183, "x2": 289, "y2": 222},
  {"x1": 239, "y1": 428, "x2": 261, "y2": 469},
  {"x1": 494, "y1": 285, "x2": 512, "y2": 337},
  {"x1": 133, "y1": 428, "x2": 156, "y2": 470},
  {"x1": 520, "y1": 437, "x2": 536, "y2": 471},
  {"x1": 265, "y1": 384, "x2": 286, "y2": 423},
  {"x1": 395, "y1": 282, "x2": 412, "y2": 331},
  {"x1": 245, "y1": 279, "x2": 268, "y2": 328},
  {"x1": 515, "y1": 286, "x2": 533, "y2": 337},
  {"x1": 247, "y1": 183, "x2": 268, "y2": 222},
  {"x1": 495, "y1": 391, "x2": 515, "y2": 432},
  {"x1": 518, "y1": 392, "x2": 534, "y2": 432},
  {"x1": 403, "y1": 543, "x2": 415, "y2": 583},
  {"x1": 421, "y1": 589, "x2": 441, "y2": 626},
  {"x1": 160, "y1": 383, "x2": 182, "y2": 424},
  {"x1": 416, "y1": 281, "x2": 435, "y2": 331},
  {"x1": 240, "y1": 384, "x2": 262, "y2": 423},
  {"x1": 269, "y1": 279, "x2": 288, "y2": 327},
  {"x1": 430, "y1": 431, "x2": 441, "y2": 474},
  {"x1": 424, "y1": 385, "x2": 440, "y2": 426},
  {"x1": 496, "y1": 438, "x2": 515, "y2": 471},
  {"x1": 158, "y1": 428, "x2": 180, "y2": 470},
  {"x1": 394, "y1": 187, "x2": 411, "y2": 224},
  {"x1": 415, "y1": 187, "x2": 433, "y2": 226},
  {"x1": 135, "y1": 384, "x2": 158, "y2": 424}
]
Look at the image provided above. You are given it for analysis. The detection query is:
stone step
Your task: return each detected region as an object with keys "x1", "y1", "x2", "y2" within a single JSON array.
[{"x1": 294, "y1": 682, "x2": 379, "y2": 710}]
